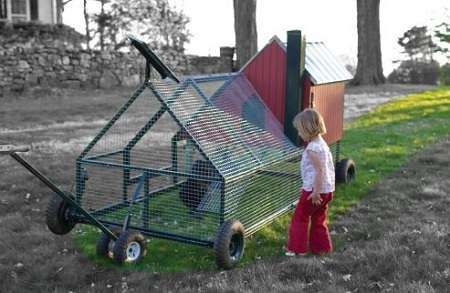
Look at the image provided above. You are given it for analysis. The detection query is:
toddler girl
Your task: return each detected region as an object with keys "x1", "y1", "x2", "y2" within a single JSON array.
[{"x1": 286, "y1": 108, "x2": 335, "y2": 256}]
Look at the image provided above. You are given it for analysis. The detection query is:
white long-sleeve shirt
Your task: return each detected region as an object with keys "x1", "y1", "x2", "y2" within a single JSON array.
[{"x1": 301, "y1": 136, "x2": 335, "y2": 193}]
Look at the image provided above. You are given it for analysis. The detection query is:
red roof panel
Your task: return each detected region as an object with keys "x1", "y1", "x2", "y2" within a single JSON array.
[{"x1": 242, "y1": 40, "x2": 287, "y2": 124}]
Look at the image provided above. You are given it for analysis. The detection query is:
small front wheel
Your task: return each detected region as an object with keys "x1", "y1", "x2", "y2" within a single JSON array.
[
  {"x1": 112, "y1": 231, "x2": 147, "y2": 264},
  {"x1": 214, "y1": 220, "x2": 245, "y2": 270},
  {"x1": 46, "y1": 193, "x2": 75, "y2": 235},
  {"x1": 336, "y1": 158, "x2": 356, "y2": 184},
  {"x1": 96, "y1": 230, "x2": 118, "y2": 259}
]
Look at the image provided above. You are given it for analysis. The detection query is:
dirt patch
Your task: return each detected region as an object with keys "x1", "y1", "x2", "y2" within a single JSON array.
[{"x1": 1, "y1": 83, "x2": 434, "y2": 155}]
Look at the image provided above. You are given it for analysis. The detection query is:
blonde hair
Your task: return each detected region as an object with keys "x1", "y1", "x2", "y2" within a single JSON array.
[{"x1": 292, "y1": 109, "x2": 327, "y2": 142}]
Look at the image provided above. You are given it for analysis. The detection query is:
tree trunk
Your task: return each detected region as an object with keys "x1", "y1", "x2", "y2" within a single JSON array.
[
  {"x1": 352, "y1": 0, "x2": 385, "y2": 85},
  {"x1": 99, "y1": 0, "x2": 105, "y2": 51},
  {"x1": 56, "y1": 0, "x2": 63, "y2": 24},
  {"x1": 83, "y1": 0, "x2": 91, "y2": 50},
  {"x1": 233, "y1": 0, "x2": 258, "y2": 70}
]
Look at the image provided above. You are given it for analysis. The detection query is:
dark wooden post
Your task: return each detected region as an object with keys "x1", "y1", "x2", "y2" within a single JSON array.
[
  {"x1": 219, "y1": 46, "x2": 235, "y2": 72},
  {"x1": 284, "y1": 30, "x2": 306, "y2": 146}
]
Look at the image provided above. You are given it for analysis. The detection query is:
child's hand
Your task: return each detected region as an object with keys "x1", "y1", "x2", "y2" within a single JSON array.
[{"x1": 307, "y1": 192, "x2": 322, "y2": 206}]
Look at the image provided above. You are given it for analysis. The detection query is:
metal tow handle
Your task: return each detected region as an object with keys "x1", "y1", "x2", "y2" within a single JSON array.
[
  {"x1": 0, "y1": 144, "x2": 30, "y2": 155},
  {"x1": 0, "y1": 144, "x2": 118, "y2": 240}
]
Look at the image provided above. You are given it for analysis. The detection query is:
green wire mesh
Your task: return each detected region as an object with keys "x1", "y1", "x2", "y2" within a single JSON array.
[{"x1": 76, "y1": 74, "x2": 304, "y2": 242}]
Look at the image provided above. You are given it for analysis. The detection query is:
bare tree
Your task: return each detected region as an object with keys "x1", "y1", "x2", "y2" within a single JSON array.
[
  {"x1": 92, "y1": 0, "x2": 109, "y2": 51},
  {"x1": 352, "y1": 0, "x2": 385, "y2": 85},
  {"x1": 55, "y1": 0, "x2": 74, "y2": 24},
  {"x1": 233, "y1": 0, "x2": 258, "y2": 70},
  {"x1": 83, "y1": 0, "x2": 91, "y2": 50},
  {"x1": 88, "y1": 0, "x2": 189, "y2": 68}
]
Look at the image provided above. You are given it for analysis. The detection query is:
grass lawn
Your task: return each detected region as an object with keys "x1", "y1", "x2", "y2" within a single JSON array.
[{"x1": 74, "y1": 86, "x2": 450, "y2": 272}]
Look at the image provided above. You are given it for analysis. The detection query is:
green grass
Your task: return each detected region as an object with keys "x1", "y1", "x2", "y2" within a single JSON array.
[{"x1": 74, "y1": 86, "x2": 450, "y2": 272}]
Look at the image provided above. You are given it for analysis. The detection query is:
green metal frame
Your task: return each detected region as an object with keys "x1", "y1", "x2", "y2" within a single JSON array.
[
  {"x1": 284, "y1": 30, "x2": 306, "y2": 146},
  {"x1": 74, "y1": 77, "x2": 224, "y2": 245}
]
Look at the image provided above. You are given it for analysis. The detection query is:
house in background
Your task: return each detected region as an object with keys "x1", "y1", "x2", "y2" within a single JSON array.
[{"x1": 0, "y1": 0, "x2": 60, "y2": 24}]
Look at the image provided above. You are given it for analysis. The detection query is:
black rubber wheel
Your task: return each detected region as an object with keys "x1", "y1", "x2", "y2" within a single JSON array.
[
  {"x1": 214, "y1": 220, "x2": 245, "y2": 270},
  {"x1": 336, "y1": 158, "x2": 356, "y2": 184},
  {"x1": 112, "y1": 231, "x2": 147, "y2": 264},
  {"x1": 46, "y1": 193, "x2": 75, "y2": 235},
  {"x1": 179, "y1": 160, "x2": 216, "y2": 210},
  {"x1": 96, "y1": 229, "x2": 119, "y2": 259}
]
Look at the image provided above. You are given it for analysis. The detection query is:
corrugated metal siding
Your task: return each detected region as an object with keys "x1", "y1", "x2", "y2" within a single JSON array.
[
  {"x1": 277, "y1": 39, "x2": 352, "y2": 85},
  {"x1": 309, "y1": 82, "x2": 344, "y2": 144},
  {"x1": 242, "y1": 41, "x2": 287, "y2": 124},
  {"x1": 305, "y1": 42, "x2": 353, "y2": 85}
]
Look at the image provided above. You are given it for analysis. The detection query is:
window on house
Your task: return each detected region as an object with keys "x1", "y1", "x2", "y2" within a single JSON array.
[
  {"x1": 30, "y1": 0, "x2": 38, "y2": 20},
  {"x1": 11, "y1": 0, "x2": 28, "y2": 22},
  {"x1": 0, "y1": 0, "x2": 7, "y2": 19}
]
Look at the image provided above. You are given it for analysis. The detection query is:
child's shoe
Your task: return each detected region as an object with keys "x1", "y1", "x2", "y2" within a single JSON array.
[
  {"x1": 285, "y1": 251, "x2": 296, "y2": 257},
  {"x1": 285, "y1": 251, "x2": 307, "y2": 257},
  {"x1": 284, "y1": 245, "x2": 307, "y2": 257}
]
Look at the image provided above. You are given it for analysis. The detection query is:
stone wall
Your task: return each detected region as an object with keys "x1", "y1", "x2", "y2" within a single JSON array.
[
  {"x1": 185, "y1": 47, "x2": 235, "y2": 76},
  {"x1": 0, "y1": 23, "x2": 235, "y2": 96},
  {"x1": 0, "y1": 46, "x2": 143, "y2": 94}
]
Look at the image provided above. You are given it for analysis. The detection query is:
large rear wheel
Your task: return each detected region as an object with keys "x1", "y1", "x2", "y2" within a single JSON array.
[
  {"x1": 46, "y1": 193, "x2": 75, "y2": 235},
  {"x1": 214, "y1": 220, "x2": 245, "y2": 270},
  {"x1": 336, "y1": 158, "x2": 356, "y2": 184}
]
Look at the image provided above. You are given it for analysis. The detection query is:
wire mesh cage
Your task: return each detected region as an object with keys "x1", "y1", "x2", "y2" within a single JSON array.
[{"x1": 75, "y1": 72, "x2": 301, "y2": 248}]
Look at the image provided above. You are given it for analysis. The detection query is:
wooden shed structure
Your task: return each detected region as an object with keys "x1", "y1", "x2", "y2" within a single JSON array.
[{"x1": 241, "y1": 31, "x2": 352, "y2": 146}]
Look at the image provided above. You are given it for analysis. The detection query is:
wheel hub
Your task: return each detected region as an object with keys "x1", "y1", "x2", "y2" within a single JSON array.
[
  {"x1": 126, "y1": 241, "x2": 141, "y2": 262},
  {"x1": 347, "y1": 166, "x2": 356, "y2": 181},
  {"x1": 229, "y1": 241, "x2": 236, "y2": 260},
  {"x1": 229, "y1": 234, "x2": 243, "y2": 261}
]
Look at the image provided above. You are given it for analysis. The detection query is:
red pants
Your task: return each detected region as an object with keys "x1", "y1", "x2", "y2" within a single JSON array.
[{"x1": 287, "y1": 189, "x2": 333, "y2": 254}]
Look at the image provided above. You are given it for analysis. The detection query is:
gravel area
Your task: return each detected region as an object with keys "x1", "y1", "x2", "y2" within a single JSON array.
[{"x1": 344, "y1": 84, "x2": 435, "y2": 122}]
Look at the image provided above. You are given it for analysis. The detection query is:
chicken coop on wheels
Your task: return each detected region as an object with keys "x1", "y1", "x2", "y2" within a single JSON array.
[{"x1": 1, "y1": 31, "x2": 354, "y2": 269}]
